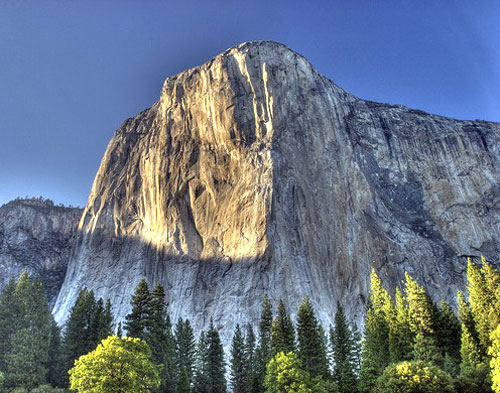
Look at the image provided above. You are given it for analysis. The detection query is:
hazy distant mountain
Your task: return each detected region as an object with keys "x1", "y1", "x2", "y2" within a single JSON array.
[{"x1": 0, "y1": 197, "x2": 81, "y2": 307}]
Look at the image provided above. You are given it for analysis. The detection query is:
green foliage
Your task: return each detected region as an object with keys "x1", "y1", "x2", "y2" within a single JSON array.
[
  {"x1": 230, "y1": 324, "x2": 246, "y2": 393},
  {"x1": 296, "y1": 297, "x2": 329, "y2": 378},
  {"x1": 271, "y1": 300, "x2": 295, "y2": 356},
  {"x1": 455, "y1": 363, "x2": 492, "y2": 393},
  {"x1": 359, "y1": 270, "x2": 390, "y2": 392},
  {"x1": 124, "y1": 279, "x2": 153, "y2": 340},
  {"x1": 264, "y1": 351, "x2": 312, "y2": 393},
  {"x1": 404, "y1": 272, "x2": 441, "y2": 364},
  {"x1": 244, "y1": 325, "x2": 260, "y2": 393},
  {"x1": 467, "y1": 257, "x2": 500, "y2": 351},
  {"x1": 193, "y1": 331, "x2": 210, "y2": 393},
  {"x1": 68, "y1": 335, "x2": 161, "y2": 393},
  {"x1": 175, "y1": 318, "x2": 196, "y2": 392},
  {"x1": 148, "y1": 284, "x2": 175, "y2": 393},
  {"x1": 489, "y1": 325, "x2": 500, "y2": 393},
  {"x1": 47, "y1": 319, "x2": 64, "y2": 387},
  {"x1": 329, "y1": 304, "x2": 358, "y2": 393},
  {"x1": 255, "y1": 295, "x2": 273, "y2": 392},
  {"x1": 29, "y1": 385, "x2": 69, "y2": 393},
  {"x1": 62, "y1": 288, "x2": 113, "y2": 381},
  {"x1": 458, "y1": 291, "x2": 484, "y2": 367},
  {"x1": 206, "y1": 320, "x2": 227, "y2": 393},
  {"x1": 4, "y1": 272, "x2": 52, "y2": 391},
  {"x1": 375, "y1": 360, "x2": 455, "y2": 393},
  {"x1": 0, "y1": 277, "x2": 21, "y2": 372},
  {"x1": 436, "y1": 300, "x2": 461, "y2": 372},
  {"x1": 388, "y1": 288, "x2": 412, "y2": 364}
]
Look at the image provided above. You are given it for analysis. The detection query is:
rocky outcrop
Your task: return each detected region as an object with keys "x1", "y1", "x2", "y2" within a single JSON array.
[
  {"x1": 0, "y1": 198, "x2": 82, "y2": 306},
  {"x1": 53, "y1": 41, "x2": 500, "y2": 345}
]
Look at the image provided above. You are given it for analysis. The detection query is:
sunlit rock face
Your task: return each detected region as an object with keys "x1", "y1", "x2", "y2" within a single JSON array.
[
  {"x1": 53, "y1": 41, "x2": 500, "y2": 345},
  {"x1": 0, "y1": 198, "x2": 82, "y2": 307}
]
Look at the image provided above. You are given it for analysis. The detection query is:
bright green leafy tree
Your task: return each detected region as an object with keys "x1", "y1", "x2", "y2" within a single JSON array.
[
  {"x1": 375, "y1": 360, "x2": 455, "y2": 393},
  {"x1": 69, "y1": 335, "x2": 161, "y2": 393},
  {"x1": 489, "y1": 325, "x2": 500, "y2": 393}
]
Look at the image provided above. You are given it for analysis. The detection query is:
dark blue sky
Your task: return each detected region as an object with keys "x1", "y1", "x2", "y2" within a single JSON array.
[{"x1": 1, "y1": 1, "x2": 499, "y2": 207}]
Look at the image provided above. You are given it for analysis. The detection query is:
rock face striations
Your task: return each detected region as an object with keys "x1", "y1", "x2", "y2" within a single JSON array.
[
  {"x1": 53, "y1": 41, "x2": 500, "y2": 344},
  {"x1": 0, "y1": 198, "x2": 82, "y2": 306}
]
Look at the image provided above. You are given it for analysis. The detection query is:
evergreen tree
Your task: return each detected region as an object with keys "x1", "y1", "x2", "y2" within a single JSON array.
[
  {"x1": 148, "y1": 284, "x2": 176, "y2": 393},
  {"x1": 194, "y1": 331, "x2": 210, "y2": 393},
  {"x1": 359, "y1": 270, "x2": 390, "y2": 393},
  {"x1": 124, "y1": 278, "x2": 153, "y2": 339},
  {"x1": 467, "y1": 257, "x2": 500, "y2": 350},
  {"x1": 244, "y1": 324, "x2": 260, "y2": 393},
  {"x1": 457, "y1": 291, "x2": 484, "y2": 368},
  {"x1": 5, "y1": 272, "x2": 51, "y2": 390},
  {"x1": 230, "y1": 324, "x2": 247, "y2": 393},
  {"x1": 175, "y1": 318, "x2": 196, "y2": 392},
  {"x1": 207, "y1": 319, "x2": 226, "y2": 393},
  {"x1": 351, "y1": 323, "x2": 362, "y2": 377},
  {"x1": 271, "y1": 300, "x2": 295, "y2": 356},
  {"x1": 47, "y1": 318, "x2": 64, "y2": 387},
  {"x1": 436, "y1": 300, "x2": 461, "y2": 373},
  {"x1": 404, "y1": 272, "x2": 441, "y2": 364},
  {"x1": 116, "y1": 322, "x2": 123, "y2": 337},
  {"x1": 330, "y1": 304, "x2": 357, "y2": 393},
  {"x1": 0, "y1": 277, "x2": 21, "y2": 373},
  {"x1": 255, "y1": 295, "x2": 273, "y2": 392},
  {"x1": 62, "y1": 288, "x2": 97, "y2": 377},
  {"x1": 388, "y1": 287, "x2": 412, "y2": 364},
  {"x1": 296, "y1": 296, "x2": 329, "y2": 378}
]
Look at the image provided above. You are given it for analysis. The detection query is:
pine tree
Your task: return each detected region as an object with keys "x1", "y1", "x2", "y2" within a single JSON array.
[
  {"x1": 116, "y1": 322, "x2": 123, "y2": 337},
  {"x1": 359, "y1": 270, "x2": 390, "y2": 393},
  {"x1": 351, "y1": 323, "x2": 362, "y2": 377},
  {"x1": 90, "y1": 298, "x2": 113, "y2": 345},
  {"x1": 0, "y1": 276, "x2": 21, "y2": 372},
  {"x1": 388, "y1": 287, "x2": 412, "y2": 363},
  {"x1": 148, "y1": 284, "x2": 176, "y2": 393},
  {"x1": 436, "y1": 299, "x2": 461, "y2": 374},
  {"x1": 330, "y1": 303, "x2": 358, "y2": 393},
  {"x1": 296, "y1": 296, "x2": 329, "y2": 378},
  {"x1": 255, "y1": 295, "x2": 273, "y2": 392},
  {"x1": 175, "y1": 318, "x2": 196, "y2": 393},
  {"x1": 405, "y1": 272, "x2": 441, "y2": 364},
  {"x1": 4, "y1": 272, "x2": 51, "y2": 390},
  {"x1": 62, "y1": 288, "x2": 98, "y2": 378},
  {"x1": 467, "y1": 257, "x2": 500, "y2": 350},
  {"x1": 230, "y1": 324, "x2": 247, "y2": 393},
  {"x1": 271, "y1": 300, "x2": 295, "y2": 356},
  {"x1": 457, "y1": 291, "x2": 484, "y2": 368},
  {"x1": 124, "y1": 278, "x2": 153, "y2": 340},
  {"x1": 47, "y1": 318, "x2": 64, "y2": 387},
  {"x1": 194, "y1": 331, "x2": 210, "y2": 393},
  {"x1": 207, "y1": 319, "x2": 227, "y2": 393},
  {"x1": 244, "y1": 324, "x2": 259, "y2": 393}
]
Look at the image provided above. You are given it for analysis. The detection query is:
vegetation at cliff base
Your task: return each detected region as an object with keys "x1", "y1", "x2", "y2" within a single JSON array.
[{"x1": 1, "y1": 256, "x2": 500, "y2": 393}]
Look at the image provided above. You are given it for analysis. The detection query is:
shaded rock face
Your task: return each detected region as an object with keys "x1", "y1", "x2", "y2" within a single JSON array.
[
  {"x1": 53, "y1": 41, "x2": 500, "y2": 345},
  {"x1": 0, "y1": 198, "x2": 82, "y2": 307}
]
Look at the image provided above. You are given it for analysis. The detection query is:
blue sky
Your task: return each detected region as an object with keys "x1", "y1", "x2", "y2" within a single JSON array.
[{"x1": 0, "y1": 0, "x2": 499, "y2": 207}]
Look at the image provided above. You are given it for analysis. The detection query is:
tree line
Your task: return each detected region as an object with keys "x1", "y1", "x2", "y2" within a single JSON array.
[{"x1": 1, "y1": 256, "x2": 500, "y2": 393}]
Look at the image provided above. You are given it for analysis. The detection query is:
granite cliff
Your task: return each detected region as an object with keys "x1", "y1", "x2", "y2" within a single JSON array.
[
  {"x1": 0, "y1": 198, "x2": 82, "y2": 306},
  {"x1": 53, "y1": 41, "x2": 500, "y2": 344}
]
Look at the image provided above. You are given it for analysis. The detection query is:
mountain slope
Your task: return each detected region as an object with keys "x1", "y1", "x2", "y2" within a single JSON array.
[{"x1": 53, "y1": 41, "x2": 500, "y2": 344}]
